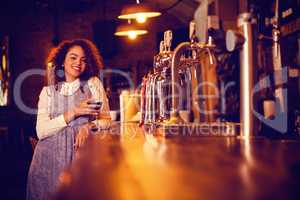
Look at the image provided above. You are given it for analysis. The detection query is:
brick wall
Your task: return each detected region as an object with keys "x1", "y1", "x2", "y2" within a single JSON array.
[{"x1": 1, "y1": 2, "x2": 185, "y2": 114}]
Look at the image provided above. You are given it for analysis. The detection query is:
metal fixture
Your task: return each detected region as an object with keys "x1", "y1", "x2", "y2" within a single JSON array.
[
  {"x1": 142, "y1": 30, "x2": 173, "y2": 125},
  {"x1": 226, "y1": 12, "x2": 259, "y2": 137},
  {"x1": 118, "y1": 0, "x2": 161, "y2": 23},
  {"x1": 114, "y1": 22, "x2": 148, "y2": 40},
  {"x1": 141, "y1": 21, "x2": 219, "y2": 126},
  {"x1": 166, "y1": 21, "x2": 217, "y2": 124}
]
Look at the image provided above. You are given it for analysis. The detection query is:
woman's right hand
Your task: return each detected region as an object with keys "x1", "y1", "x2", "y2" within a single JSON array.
[
  {"x1": 73, "y1": 98, "x2": 100, "y2": 117},
  {"x1": 64, "y1": 98, "x2": 99, "y2": 124}
]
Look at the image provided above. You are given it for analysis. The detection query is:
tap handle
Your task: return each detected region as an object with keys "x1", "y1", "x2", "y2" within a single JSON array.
[
  {"x1": 206, "y1": 48, "x2": 215, "y2": 65},
  {"x1": 164, "y1": 30, "x2": 173, "y2": 51},
  {"x1": 225, "y1": 30, "x2": 245, "y2": 52},
  {"x1": 189, "y1": 21, "x2": 196, "y2": 41},
  {"x1": 160, "y1": 41, "x2": 165, "y2": 53},
  {"x1": 272, "y1": 29, "x2": 280, "y2": 58},
  {"x1": 207, "y1": 36, "x2": 214, "y2": 47}
]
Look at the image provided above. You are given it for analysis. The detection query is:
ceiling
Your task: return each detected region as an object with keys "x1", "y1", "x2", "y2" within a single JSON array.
[
  {"x1": 144, "y1": 0, "x2": 200, "y2": 24},
  {"x1": 1, "y1": 0, "x2": 200, "y2": 24}
]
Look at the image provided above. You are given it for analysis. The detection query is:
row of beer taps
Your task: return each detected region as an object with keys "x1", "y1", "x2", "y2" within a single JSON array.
[
  {"x1": 140, "y1": 30, "x2": 173, "y2": 125},
  {"x1": 140, "y1": 21, "x2": 220, "y2": 126}
]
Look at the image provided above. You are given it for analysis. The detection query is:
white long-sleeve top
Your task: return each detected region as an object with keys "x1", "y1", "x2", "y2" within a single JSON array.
[{"x1": 36, "y1": 76, "x2": 110, "y2": 140}]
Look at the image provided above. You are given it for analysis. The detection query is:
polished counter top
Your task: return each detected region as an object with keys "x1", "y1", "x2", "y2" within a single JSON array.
[{"x1": 55, "y1": 123, "x2": 300, "y2": 200}]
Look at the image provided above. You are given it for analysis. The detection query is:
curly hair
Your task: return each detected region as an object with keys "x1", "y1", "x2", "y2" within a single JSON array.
[{"x1": 45, "y1": 39, "x2": 104, "y2": 86}]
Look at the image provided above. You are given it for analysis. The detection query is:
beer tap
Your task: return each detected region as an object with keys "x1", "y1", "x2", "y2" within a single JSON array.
[
  {"x1": 143, "y1": 21, "x2": 219, "y2": 126},
  {"x1": 165, "y1": 21, "x2": 218, "y2": 124},
  {"x1": 143, "y1": 30, "x2": 175, "y2": 125},
  {"x1": 164, "y1": 30, "x2": 172, "y2": 53}
]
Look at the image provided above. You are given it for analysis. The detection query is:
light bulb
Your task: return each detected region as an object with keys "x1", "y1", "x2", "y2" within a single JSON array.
[
  {"x1": 128, "y1": 31, "x2": 137, "y2": 40},
  {"x1": 2, "y1": 55, "x2": 6, "y2": 71},
  {"x1": 47, "y1": 62, "x2": 53, "y2": 68},
  {"x1": 136, "y1": 15, "x2": 147, "y2": 23}
]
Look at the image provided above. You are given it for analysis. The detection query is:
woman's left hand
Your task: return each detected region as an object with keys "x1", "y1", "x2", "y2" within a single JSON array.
[{"x1": 74, "y1": 123, "x2": 91, "y2": 150}]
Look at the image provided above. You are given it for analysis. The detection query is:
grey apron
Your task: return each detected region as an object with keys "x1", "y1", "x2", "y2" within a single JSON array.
[{"x1": 26, "y1": 82, "x2": 92, "y2": 200}]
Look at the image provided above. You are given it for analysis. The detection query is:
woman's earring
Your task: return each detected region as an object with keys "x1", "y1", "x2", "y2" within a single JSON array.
[{"x1": 56, "y1": 64, "x2": 65, "y2": 78}]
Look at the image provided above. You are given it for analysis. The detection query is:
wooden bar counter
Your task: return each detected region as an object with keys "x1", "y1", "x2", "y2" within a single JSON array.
[{"x1": 54, "y1": 123, "x2": 300, "y2": 200}]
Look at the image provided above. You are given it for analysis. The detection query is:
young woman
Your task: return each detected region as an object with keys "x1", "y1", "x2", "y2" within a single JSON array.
[{"x1": 26, "y1": 39, "x2": 110, "y2": 200}]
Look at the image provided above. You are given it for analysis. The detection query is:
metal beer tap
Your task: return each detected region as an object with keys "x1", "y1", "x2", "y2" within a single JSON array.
[
  {"x1": 165, "y1": 21, "x2": 217, "y2": 124},
  {"x1": 143, "y1": 30, "x2": 174, "y2": 125}
]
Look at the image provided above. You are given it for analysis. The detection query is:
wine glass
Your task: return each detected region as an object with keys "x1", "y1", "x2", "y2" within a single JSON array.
[{"x1": 87, "y1": 99, "x2": 102, "y2": 132}]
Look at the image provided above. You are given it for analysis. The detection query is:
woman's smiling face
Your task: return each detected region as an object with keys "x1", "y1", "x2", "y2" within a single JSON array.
[{"x1": 63, "y1": 45, "x2": 87, "y2": 82}]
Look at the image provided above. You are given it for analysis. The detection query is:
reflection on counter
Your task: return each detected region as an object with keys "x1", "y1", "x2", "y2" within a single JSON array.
[{"x1": 54, "y1": 123, "x2": 300, "y2": 200}]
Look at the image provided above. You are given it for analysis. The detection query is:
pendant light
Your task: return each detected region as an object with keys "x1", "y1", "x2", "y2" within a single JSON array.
[
  {"x1": 118, "y1": 0, "x2": 161, "y2": 23},
  {"x1": 114, "y1": 20, "x2": 148, "y2": 40}
]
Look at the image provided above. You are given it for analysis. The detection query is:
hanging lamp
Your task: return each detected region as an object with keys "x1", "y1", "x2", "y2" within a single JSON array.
[
  {"x1": 118, "y1": 0, "x2": 161, "y2": 23},
  {"x1": 114, "y1": 21, "x2": 148, "y2": 40}
]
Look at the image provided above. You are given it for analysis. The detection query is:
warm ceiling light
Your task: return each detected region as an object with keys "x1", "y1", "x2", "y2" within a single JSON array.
[
  {"x1": 136, "y1": 14, "x2": 147, "y2": 23},
  {"x1": 118, "y1": 0, "x2": 161, "y2": 23},
  {"x1": 2, "y1": 55, "x2": 6, "y2": 71},
  {"x1": 114, "y1": 23, "x2": 148, "y2": 40}
]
